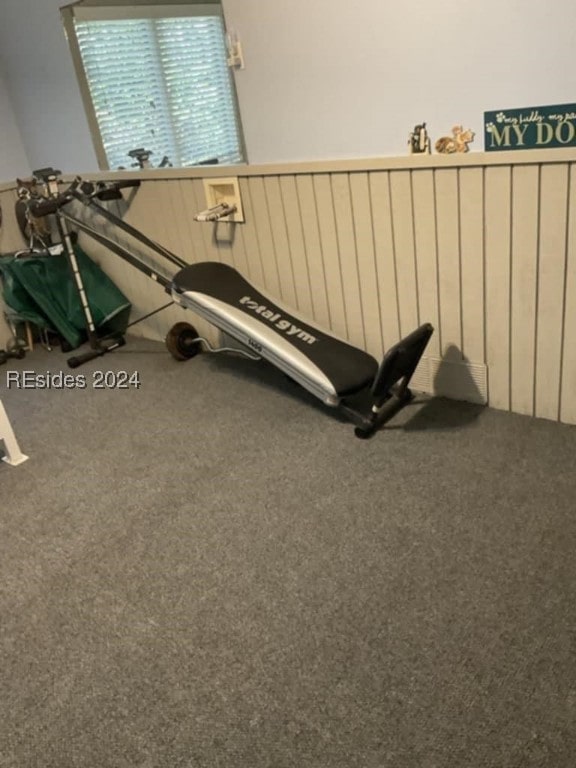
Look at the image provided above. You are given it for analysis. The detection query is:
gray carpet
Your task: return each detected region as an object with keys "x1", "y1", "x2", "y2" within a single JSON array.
[{"x1": 1, "y1": 338, "x2": 575, "y2": 767}]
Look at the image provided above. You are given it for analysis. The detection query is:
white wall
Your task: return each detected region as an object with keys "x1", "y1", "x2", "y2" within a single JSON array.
[
  {"x1": 0, "y1": 0, "x2": 575, "y2": 170},
  {"x1": 0, "y1": 66, "x2": 30, "y2": 180},
  {"x1": 0, "y1": 0, "x2": 97, "y2": 175},
  {"x1": 223, "y1": 0, "x2": 576, "y2": 163}
]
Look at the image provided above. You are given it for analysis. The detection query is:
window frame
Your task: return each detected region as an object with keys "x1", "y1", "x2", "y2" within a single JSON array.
[{"x1": 60, "y1": 0, "x2": 246, "y2": 170}]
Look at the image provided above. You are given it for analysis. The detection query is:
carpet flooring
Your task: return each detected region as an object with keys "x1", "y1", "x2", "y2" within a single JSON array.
[{"x1": 1, "y1": 338, "x2": 575, "y2": 767}]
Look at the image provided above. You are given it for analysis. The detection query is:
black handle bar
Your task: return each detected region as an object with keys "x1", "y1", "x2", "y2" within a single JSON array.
[
  {"x1": 110, "y1": 179, "x2": 141, "y2": 191},
  {"x1": 27, "y1": 198, "x2": 62, "y2": 217},
  {"x1": 94, "y1": 180, "x2": 141, "y2": 201},
  {"x1": 79, "y1": 178, "x2": 141, "y2": 201},
  {"x1": 27, "y1": 177, "x2": 81, "y2": 217},
  {"x1": 28, "y1": 177, "x2": 141, "y2": 217},
  {"x1": 67, "y1": 336, "x2": 126, "y2": 368}
]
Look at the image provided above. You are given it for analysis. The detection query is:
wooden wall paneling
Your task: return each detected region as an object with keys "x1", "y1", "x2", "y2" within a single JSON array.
[
  {"x1": 560, "y1": 164, "x2": 576, "y2": 425},
  {"x1": 144, "y1": 180, "x2": 178, "y2": 257},
  {"x1": 312, "y1": 174, "x2": 348, "y2": 340},
  {"x1": 191, "y1": 178, "x2": 222, "y2": 265},
  {"x1": 115, "y1": 181, "x2": 177, "y2": 339},
  {"x1": 330, "y1": 173, "x2": 365, "y2": 348},
  {"x1": 211, "y1": 218, "x2": 237, "y2": 270},
  {"x1": 0, "y1": 189, "x2": 21, "y2": 345},
  {"x1": 0, "y1": 189, "x2": 24, "y2": 254},
  {"x1": 434, "y1": 168, "x2": 462, "y2": 358},
  {"x1": 411, "y1": 169, "x2": 440, "y2": 358},
  {"x1": 164, "y1": 179, "x2": 199, "y2": 265},
  {"x1": 144, "y1": 180, "x2": 201, "y2": 333},
  {"x1": 121, "y1": 182, "x2": 194, "y2": 343},
  {"x1": 114, "y1": 178, "x2": 163, "y2": 255},
  {"x1": 279, "y1": 175, "x2": 314, "y2": 319},
  {"x1": 237, "y1": 177, "x2": 265, "y2": 286},
  {"x1": 129, "y1": 187, "x2": 188, "y2": 338},
  {"x1": 294, "y1": 174, "x2": 331, "y2": 329},
  {"x1": 368, "y1": 171, "x2": 400, "y2": 351},
  {"x1": 510, "y1": 164, "x2": 539, "y2": 417},
  {"x1": 388, "y1": 170, "x2": 419, "y2": 339},
  {"x1": 212, "y1": 228, "x2": 234, "y2": 269},
  {"x1": 349, "y1": 172, "x2": 383, "y2": 358},
  {"x1": 213, "y1": 207, "x2": 253, "y2": 274},
  {"x1": 177, "y1": 178, "x2": 211, "y2": 264},
  {"x1": 246, "y1": 177, "x2": 281, "y2": 297},
  {"x1": 123, "y1": 180, "x2": 178, "y2": 294},
  {"x1": 263, "y1": 176, "x2": 297, "y2": 308},
  {"x1": 484, "y1": 165, "x2": 512, "y2": 411},
  {"x1": 144, "y1": 181, "x2": 200, "y2": 333},
  {"x1": 534, "y1": 163, "x2": 570, "y2": 421},
  {"x1": 226, "y1": 221, "x2": 250, "y2": 278},
  {"x1": 203, "y1": 175, "x2": 253, "y2": 279},
  {"x1": 458, "y1": 167, "x2": 485, "y2": 365}
]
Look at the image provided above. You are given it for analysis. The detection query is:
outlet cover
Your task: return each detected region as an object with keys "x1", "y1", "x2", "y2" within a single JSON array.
[{"x1": 203, "y1": 177, "x2": 244, "y2": 222}]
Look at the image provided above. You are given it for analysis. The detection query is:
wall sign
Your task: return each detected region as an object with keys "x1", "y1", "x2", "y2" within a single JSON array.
[{"x1": 484, "y1": 103, "x2": 576, "y2": 151}]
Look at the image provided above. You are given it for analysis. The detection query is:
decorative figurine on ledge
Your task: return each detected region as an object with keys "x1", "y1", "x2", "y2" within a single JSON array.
[
  {"x1": 435, "y1": 125, "x2": 475, "y2": 153},
  {"x1": 409, "y1": 122, "x2": 431, "y2": 154}
]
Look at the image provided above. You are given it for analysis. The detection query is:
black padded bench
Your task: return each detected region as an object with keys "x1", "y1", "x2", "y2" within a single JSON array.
[{"x1": 170, "y1": 261, "x2": 433, "y2": 438}]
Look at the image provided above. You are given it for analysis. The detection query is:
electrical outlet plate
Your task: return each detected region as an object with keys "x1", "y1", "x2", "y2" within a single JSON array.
[{"x1": 203, "y1": 177, "x2": 244, "y2": 223}]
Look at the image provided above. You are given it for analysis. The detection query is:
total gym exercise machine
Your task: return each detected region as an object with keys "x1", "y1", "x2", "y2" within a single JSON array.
[{"x1": 26, "y1": 171, "x2": 434, "y2": 438}]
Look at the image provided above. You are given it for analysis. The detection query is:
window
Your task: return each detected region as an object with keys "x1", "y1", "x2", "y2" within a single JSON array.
[{"x1": 61, "y1": 1, "x2": 244, "y2": 170}]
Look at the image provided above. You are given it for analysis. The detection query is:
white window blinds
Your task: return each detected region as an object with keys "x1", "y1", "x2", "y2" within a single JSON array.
[{"x1": 72, "y1": 10, "x2": 243, "y2": 170}]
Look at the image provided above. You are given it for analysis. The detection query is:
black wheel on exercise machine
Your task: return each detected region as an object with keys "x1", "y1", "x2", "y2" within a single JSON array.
[{"x1": 166, "y1": 322, "x2": 201, "y2": 361}]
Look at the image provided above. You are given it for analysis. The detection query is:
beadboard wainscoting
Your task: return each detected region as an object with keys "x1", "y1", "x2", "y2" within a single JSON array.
[
  {"x1": 0, "y1": 185, "x2": 21, "y2": 348},
  {"x1": 1, "y1": 149, "x2": 575, "y2": 424}
]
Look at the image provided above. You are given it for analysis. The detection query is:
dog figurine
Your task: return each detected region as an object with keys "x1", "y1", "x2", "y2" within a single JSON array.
[{"x1": 435, "y1": 125, "x2": 475, "y2": 154}]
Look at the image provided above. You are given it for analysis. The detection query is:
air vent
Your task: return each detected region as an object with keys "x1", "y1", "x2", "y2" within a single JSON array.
[{"x1": 411, "y1": 357, "x2": 488, "y2": 404}]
